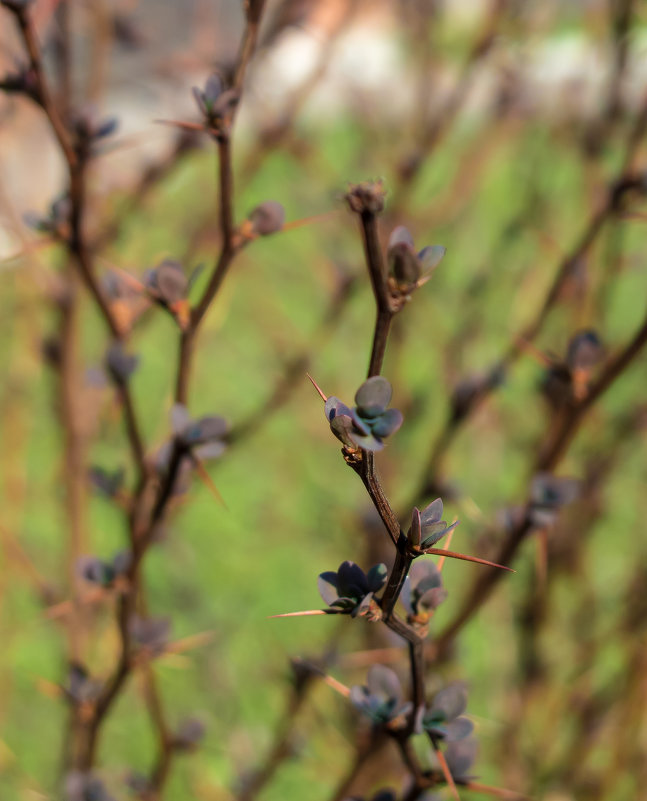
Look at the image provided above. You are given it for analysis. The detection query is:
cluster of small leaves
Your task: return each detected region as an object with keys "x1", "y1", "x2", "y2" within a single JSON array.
[
  {"x1": 387, "y1": 226, "x2": 446, "y2": 294},
  {"x1": 528, "y1": 472, "x2": 580, "y2": 528},
  {"x1": 77, "y1": 551, "x2": 130, "y2": 588},
  {"x1": 192, "y1": 73, "x2": 239, "y2": 135},
  {"x1": 350, "y1": 666, "x2": 412, "y2": 729},
  {"x1": 318, "y1": 561, "x2": 387, "y2": 619},
  {"x1": 408, "y1": 498, "x2": 458, "y2": 551},
  {"x1": 325, "y1": 377, "x2": 403, "y2": 452},
  {"x1": 400, "y1": 561, "x2": 447, "y2": 625},
  {"x1": 423, "y1": 683, "x2": 474, "y2": 743}
]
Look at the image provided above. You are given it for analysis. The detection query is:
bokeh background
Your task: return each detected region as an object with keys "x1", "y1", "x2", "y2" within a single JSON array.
[{"x1": 1, "y1": 1, "x2": 647, "y2": 799}]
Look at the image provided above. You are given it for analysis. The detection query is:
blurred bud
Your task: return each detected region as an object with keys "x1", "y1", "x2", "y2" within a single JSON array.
[
  {"x1": 192, "y1": 73, "x2": 239, "y2": 132},
  {"x1": 77, "y1": 556, "x2": 116, "y2": 587},
  {"x1": 145, "y1": 259, "x2": 188, "y2": 306},
  {"x1": 400, "y1": 560, "x2": 447, "y2": 625},
  {"x1": 171, "y1": 403, "x2": 228, "y2": 449},
  {"x1": 72, "y1": 106, "x2": 119, "y2": 144},
  {"x1": 24, "y1": 194, "x2": 71, "y2": 238},
  {"x1": 105, "y1": 343, "x2": 139, "y2": 384},
  {"x1": 174, "y1": 717, "x2": 206, "y2": 750},
  {"x1": 248, "y1": 201, "x2": 285, "y2": 235},
  {"x1": 88, "y1": 466, "x2": 125, "y2": 498},
  {"x1": 529, "y1": 473, "x2": 580, "y2": 528},
  {"x1": 65, "y1": 772, "x2": 115, "y2": 801},
  {"x1": 65, "y1": 663, "x2": 101, "y2": 704},
  {"x1": 129, "y1": 615, "x2": 171, "y2": 653},
  {"x1": 566, "y1": 330, "x2": 603, "y2": 373},
  {"x1": 345, "y1": 181, "x2": 385, "y2": 215}
]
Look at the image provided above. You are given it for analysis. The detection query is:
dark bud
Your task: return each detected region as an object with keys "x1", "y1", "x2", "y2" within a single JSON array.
[
  {"x1": 345, "y1": 181, "x2": 385, "y2": 215},
  {"x1": 77, "y1": 556, "x2": 116, "y2": 588},
  {"x1": 248, "y1": 201, "x2": 285, "y2": 235},
  {"x1": 174, "y1": 717, "x2": 206, "y2": 751},
  {"x1": 528, "y1": 473, "x2": 580, "y2": 528},
  {"x1": 72, "y1": 107, "x2": 119, "y2": 145},
  {"x1": 65, "y1": 663, "x2": 101, "y2": 704},
  {"x1": 192, "y1": 73, "x2": 239, "y2": 132},
  {"x1": 65, "y1": 773, "x2": 116, "y2": 801},
  {"x1": 24, "y1": 194, "x2": 72, "y2": 238},
  {"x1": 129, "y1": 615, "x2": 171, "y2": 652},
  {"x1": 88, "y1": 465, "x2": 125, "y2": 498},
  {"x1": 171, "y1": 404, "x2": 228, "y2": 449},
  {"x1": 105, "y1": 342, "x2": 139, "y2": 384},
  {"x1": 566, "y1": 330, "x2": 603, "y2": 373},
  {"x1": 145, "y1": 259, "x2": 188, "y2": 305},
  {"x1": 192, "y1": 73, "x2": 223, "y2": 116}
]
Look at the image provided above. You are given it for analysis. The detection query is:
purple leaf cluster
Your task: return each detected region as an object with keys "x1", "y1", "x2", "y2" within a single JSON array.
[{"x1": 325, "y1": 377, "x2": 403, "y2": 452}]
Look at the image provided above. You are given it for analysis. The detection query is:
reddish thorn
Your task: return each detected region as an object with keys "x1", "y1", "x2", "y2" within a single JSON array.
[
  {"x1": 423, "y1": 548, "x2": 515, "y2": 572},
  {"x1": 306, "y1": 373, "x2": 328, "y2": 402}
]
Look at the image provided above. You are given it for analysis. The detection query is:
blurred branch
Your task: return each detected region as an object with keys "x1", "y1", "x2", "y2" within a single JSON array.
[
  {"x1": 435, "y1": 303, "x2": 647, "y2": 652},
  {"x1": 417, "y1": 91, "x2": 647, "y2": 496}
]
